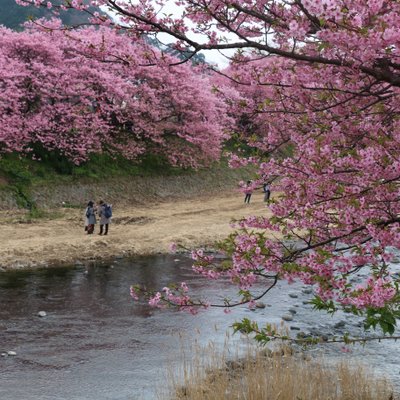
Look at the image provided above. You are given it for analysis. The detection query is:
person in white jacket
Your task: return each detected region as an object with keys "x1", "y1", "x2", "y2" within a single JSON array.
[{"x1": 84, "y1": 201, "x2": 96, "y2": 234}]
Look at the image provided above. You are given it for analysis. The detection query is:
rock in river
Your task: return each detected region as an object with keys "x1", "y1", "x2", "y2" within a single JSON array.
[
  {"x1": 334, "y1": 320, "x2": 346, "y2": 329},
  {"x1": 282, "y1": 313, "x2": 294, "y2": 322},
  {"x1": 255, "y1": 301, "x2": 266, "y2": 309},
  {"x1": 37, "y1": 311, "x2": 47, "y2": 318}
]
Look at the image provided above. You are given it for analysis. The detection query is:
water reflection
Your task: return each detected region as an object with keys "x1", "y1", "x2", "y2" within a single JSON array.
[
  {"x1": 0, "y1": 255, "x2": 244, "y2": 400},
  {"x1": 0, "y1": 255, "x2": 399, "y2": 400}
]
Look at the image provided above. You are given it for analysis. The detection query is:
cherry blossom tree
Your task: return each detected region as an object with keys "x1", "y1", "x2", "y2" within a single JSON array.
[
  {"x1": 14, "y1": 1, "x2": 400, "y2": 334},
  {"x1": 0, "y1": 19, "x2": 228, "y2": 166}
]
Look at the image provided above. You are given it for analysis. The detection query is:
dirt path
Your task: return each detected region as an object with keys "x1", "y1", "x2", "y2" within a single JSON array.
[{"x1": 0, "y1": 191, "x2": 273, "y2": 270}]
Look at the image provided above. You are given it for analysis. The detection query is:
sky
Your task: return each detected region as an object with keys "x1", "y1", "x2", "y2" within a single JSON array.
[{"x1": 102, "y1": 0, "x2": 234, "y2": 68}]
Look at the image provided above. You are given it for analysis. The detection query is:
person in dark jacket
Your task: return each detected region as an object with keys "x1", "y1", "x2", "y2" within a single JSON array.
[
  {"x1": 84, "y1": 201, "x2": 96, "y2": 234},
  {"x1": 244, "y1": 180, "x2": 253, "y2": 204},
  {"x1": 263, "y1": 182, "x2": 271, "y2": 202},
  {"x1": 97, "y1": 200, "x2": 111, "y2": 235}
]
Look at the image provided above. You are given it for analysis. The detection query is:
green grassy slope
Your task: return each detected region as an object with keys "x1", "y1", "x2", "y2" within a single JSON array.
[{"x1": 0, "y1": 154, "x2": 254, "y2": 211}]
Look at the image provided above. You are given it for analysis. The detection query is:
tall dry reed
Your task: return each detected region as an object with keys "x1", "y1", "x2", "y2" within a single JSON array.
[{"x1": 165, "y1": 340, "x2": 396, "y2": 400}]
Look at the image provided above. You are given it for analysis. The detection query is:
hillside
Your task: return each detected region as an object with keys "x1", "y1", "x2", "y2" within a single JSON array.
[
  {"x1": 0, "y1": 154, "x2": 254, "y2": 211},
  {"x1": 0, "y1": 0, "x2": 97, "y2": 30}
]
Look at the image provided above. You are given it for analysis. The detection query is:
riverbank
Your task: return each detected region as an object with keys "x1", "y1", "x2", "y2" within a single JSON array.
[{"x1": 0, "y1": 191, "x2": 271, "y2": 271}]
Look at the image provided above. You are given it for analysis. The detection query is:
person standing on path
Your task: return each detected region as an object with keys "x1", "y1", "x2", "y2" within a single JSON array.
[
  {"x1": 97, "y1": 200, "x2": 112, "y2": 235},
  {"x1": 263, "y1": 182, "x2": 271, "y2": 202},
  {"x1": 244, "y1": 180, "x2": 253, "y2": 204},
  {"x1": 85, "y1": 201, "x2": 96, "y2": 234}
]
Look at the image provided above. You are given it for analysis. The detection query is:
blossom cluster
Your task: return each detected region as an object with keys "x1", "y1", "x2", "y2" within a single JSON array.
[{"x1": 0, "y1": 19, "x2": 229, "y2": 166}]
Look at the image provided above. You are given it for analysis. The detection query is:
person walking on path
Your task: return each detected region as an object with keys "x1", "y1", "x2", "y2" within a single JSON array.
[
  {"x1": 263, "y1": 182, "x2": 271, "y2": 202},
  {"x1": 244, "y1": 180, "x2": 253, "y2": 204},
  {"x1": 85, "y1": 201, "x2": 96, "y2": 234},
  {"x1": 97, "y1": 200, "x2": 112, "y2": 235}
]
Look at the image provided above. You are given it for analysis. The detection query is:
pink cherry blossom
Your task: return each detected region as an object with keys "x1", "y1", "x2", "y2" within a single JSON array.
[
  {"x1": 14, "y1": 1, "x2": 400, "y2": 329},
  {"x1": 0, "y1": 20, "x2": 229, "y2": 166}
]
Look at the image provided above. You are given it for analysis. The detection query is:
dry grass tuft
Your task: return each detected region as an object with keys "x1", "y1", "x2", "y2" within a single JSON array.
[{"x1": 167, "y1": 342, "x2": 396, "y2": 400}]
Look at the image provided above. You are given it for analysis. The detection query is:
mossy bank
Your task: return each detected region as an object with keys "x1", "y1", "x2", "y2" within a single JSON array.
[{"x1": 0, "y1": 154, "x2": 253, "y2": 211}]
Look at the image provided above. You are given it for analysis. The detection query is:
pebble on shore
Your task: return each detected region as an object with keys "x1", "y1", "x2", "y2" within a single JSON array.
[{"x1": 282, "y1": 313, "x2": 294, "y2": 322}]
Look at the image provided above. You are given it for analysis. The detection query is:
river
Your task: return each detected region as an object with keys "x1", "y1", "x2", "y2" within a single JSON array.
[{"x1": 0, "y1": 255, "x2": 399, "y2": 399}]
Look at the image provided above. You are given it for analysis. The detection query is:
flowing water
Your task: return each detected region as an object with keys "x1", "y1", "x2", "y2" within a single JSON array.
[{"x1": 0, "y1": 255, "x2": 399, "y2": 400}]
